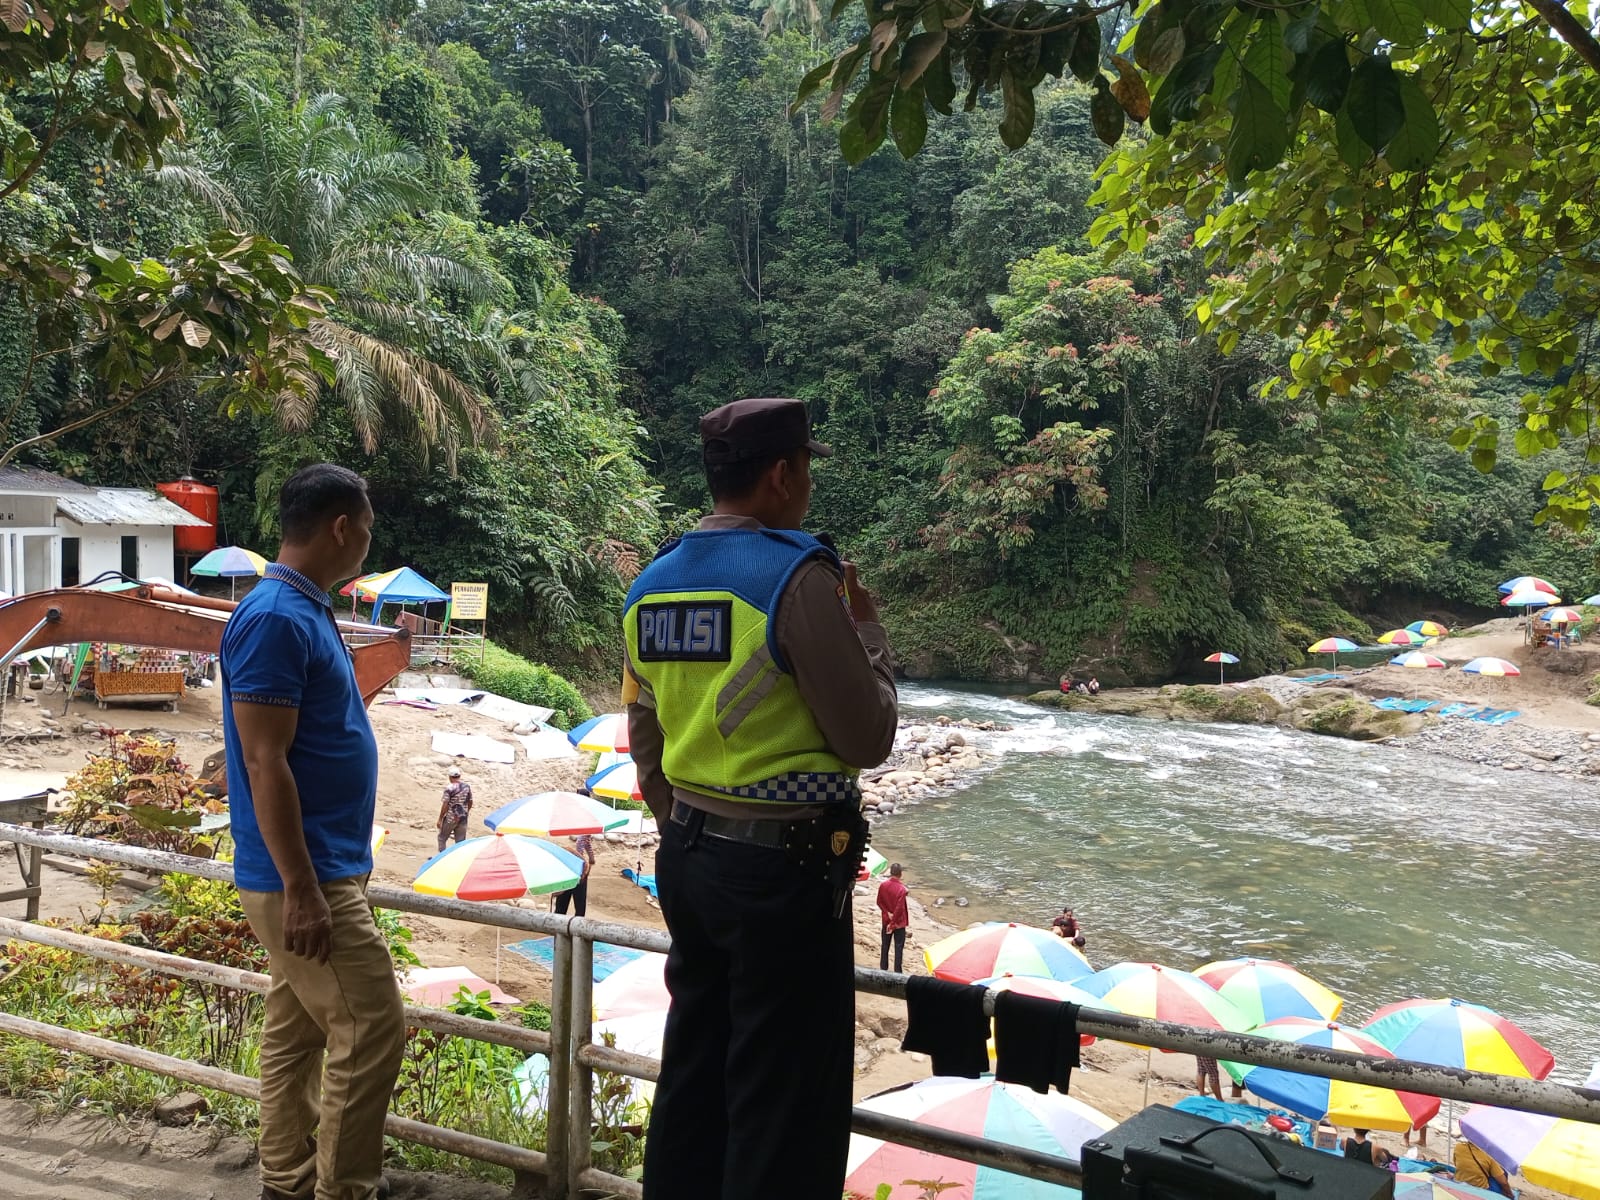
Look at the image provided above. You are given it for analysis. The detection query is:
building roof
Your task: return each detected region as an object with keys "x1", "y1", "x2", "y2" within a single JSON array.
[
  {"x1": 55, "y1": 488, "x2": 210, "y2": 528},
  {"x1": 0, "y1": 466, "x2": 92, "y2": 494}
]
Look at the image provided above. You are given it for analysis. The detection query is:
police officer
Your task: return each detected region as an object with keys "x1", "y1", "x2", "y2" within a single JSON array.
[{"x1": 623, "y1": 398, "x2": 899, "y2": 1200}]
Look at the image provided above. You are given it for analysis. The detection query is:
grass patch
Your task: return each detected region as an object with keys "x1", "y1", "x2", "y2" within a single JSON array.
[{"x1": 454, "y1": 641, "x2": 593, "y2": 728}]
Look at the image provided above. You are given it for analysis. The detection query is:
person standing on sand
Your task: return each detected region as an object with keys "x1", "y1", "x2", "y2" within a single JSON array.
[
  {"x1": 1194, "y1": 1055, "x2": 1224, "y2": 1101},
  {"x1": 554, "y1": 833, "x2": 595, "y2": 916},
  {"x1": 436, "y1": 767, "x2": 472, "y2": 852},
  {"x1": 876, "y1": 863, "x2": 910, "y2": 973},
  {"x1": 623, "y1": 398, "x2": 899, "y2": 1200},
  {"x1": 222, "y1": 464, "x2": 403, "y2": 1200}
]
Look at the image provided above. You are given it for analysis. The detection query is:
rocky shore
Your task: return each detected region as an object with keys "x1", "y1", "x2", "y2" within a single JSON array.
[
  {"x1": 858, "y1": 715, "x2": 1008, "y2": 824},
  {"x1": 1397, "y1": 720, "x2": 1600, "y2": 777}
]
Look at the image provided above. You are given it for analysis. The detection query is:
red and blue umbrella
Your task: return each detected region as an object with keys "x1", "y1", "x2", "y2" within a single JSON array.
[
  {"x1": 484, "y1": 791, "x2": 630, "y2": 837},
  {"x1": 924, "y1": 923, "x2": 1094, "y2": 985},
  {"x1": 1361, "y1": 997, "x2": 1555, "y2": 1079},
  {"x1": 845, "y1": 1077, "x2": 1116, "y2": 1200},
  {"x1": 1499, "y1": 575, "x2": 1556, "y2": 595},
  {"x1": 1193, "y1": 958, "x2": 1343, "y2": 1028}
]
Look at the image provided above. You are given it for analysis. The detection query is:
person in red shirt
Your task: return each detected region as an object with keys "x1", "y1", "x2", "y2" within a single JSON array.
[{"x1": 876, "y1": 864, "x2": 910, "y2": 972}]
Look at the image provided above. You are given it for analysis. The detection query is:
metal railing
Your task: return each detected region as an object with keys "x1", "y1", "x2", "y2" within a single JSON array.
[{"x1": 1, "y1": 822, "x2": 1597, "y2": 1200}]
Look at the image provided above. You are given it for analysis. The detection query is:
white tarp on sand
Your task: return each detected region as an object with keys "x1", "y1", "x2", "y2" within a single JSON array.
[
  {"x1": 431, "y1": 731, "x2": 517, "y2": 764},
  {"x1": 520, "y1": 728, "x2": 579, "y2": 760}
]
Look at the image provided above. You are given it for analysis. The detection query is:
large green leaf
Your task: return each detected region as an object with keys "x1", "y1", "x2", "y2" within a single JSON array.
[
  {"x1": 1159, "y1": 41, "x2": 1225, "y2": 123},
  {"x1": 1349, "y1": 0, "x2": 1425, "y2": 43},
  {"x1": 1243, "y1": 26, "x2": 1293, "y2": 112},
  {"x1": 897, "y1": 31, "x2": 948, "y2": 89},
  {"x1": 891, "y1": 79, "x2": 929, "y2": 156},
  {"x1": 1333, "y1": 100, "x2": 1369, "y2": 168},
  {"x1": 1226, "y1": 69, "x2": 1290, "y2": 185},
  {"x1": 1346, "y1": 54, "x2": 1403, "y2": 150},
  {"x1": 1385, "y1": 73, "x2": 1439, "y2": 170},
  {"x1": 1090, "y1": 74, "x2": 1126, "y2": 144},
  {"x1": 1000, "y1": 70, "x2": 1037, "y2": 148},
  {"x1": 1068, "y1": 5, "x2": 1102, "y2": 81},
  {"x1": 1304, "y1": 37, "x2": 1351, "y2": 112}
]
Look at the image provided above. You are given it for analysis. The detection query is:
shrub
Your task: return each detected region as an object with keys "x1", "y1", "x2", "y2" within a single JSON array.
[
  {"x1": 453, "y1": 642, "x2": 593, "y2": 728},
  {"x1": 61, "y1": 731, "x2": 223, "y2": 857}
]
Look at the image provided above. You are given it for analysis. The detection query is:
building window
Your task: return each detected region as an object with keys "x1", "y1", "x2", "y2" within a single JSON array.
[
  {"x1": 61, "y1": 537, "x2": 79, "y2": 588},
  {"x1": 120, "y1": 535, "x2": 138, "y2": 580}
]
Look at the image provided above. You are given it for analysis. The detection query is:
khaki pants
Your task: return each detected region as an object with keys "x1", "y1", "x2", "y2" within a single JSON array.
[{"x1": 239, "y1": 875, "x2": 406, "y2": 1200}]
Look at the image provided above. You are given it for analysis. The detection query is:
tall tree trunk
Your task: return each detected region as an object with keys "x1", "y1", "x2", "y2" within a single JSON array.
[{"x1": 293, "y1": 0, "x2": 305, "y2": 104}]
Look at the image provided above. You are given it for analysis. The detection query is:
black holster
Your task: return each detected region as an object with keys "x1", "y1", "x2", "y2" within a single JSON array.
[{"x1": 782, "y1": 806, "x2": 870, "y2": 918}]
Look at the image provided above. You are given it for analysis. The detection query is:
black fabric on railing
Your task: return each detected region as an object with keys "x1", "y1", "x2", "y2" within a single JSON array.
[
  {"x1": 902, "y1": 975, "x2": 989, "y2": 1077},
  {"x1": 994, "y1": 993, "x2": 1081, "y2": 1095}
]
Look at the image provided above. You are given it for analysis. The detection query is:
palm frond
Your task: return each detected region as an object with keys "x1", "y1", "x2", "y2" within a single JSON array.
[{"x1": 150, "y1": 154, "x2": 246, "y2": 226}]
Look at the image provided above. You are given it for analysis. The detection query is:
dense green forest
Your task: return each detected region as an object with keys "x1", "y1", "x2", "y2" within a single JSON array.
[{"x1": 4, "y1": 0, "x2": 1598, "y2": 685}]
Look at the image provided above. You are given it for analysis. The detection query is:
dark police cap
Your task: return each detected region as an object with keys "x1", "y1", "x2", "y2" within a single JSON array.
[{"x1": 700, "y1": 398, "x2": 833, "y2": 465}]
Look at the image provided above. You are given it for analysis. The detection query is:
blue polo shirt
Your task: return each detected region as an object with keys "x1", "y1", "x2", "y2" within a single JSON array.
[{"x1": 221, "y1": 563, "x2": 379, "y2": 892}]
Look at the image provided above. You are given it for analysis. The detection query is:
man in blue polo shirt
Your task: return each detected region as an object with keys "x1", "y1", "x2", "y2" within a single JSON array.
[{"x1": 222, "y1": 463, "x2": 403, "y2": 1200}]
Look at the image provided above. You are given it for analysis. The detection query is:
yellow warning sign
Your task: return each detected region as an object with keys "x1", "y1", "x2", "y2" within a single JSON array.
[{"x1": 451, "y1": 582, "x2": 489, "y2": 621}]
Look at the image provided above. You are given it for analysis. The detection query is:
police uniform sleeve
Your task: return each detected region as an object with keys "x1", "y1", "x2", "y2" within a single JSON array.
[
  {"x1": 622, "y1": 655, "x2": 674, "y2": 826},
  {"x1": 776, "y1": 558, "x2": 899, "y2": 770}
]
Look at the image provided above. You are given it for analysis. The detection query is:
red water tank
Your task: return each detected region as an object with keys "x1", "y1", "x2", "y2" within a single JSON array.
[{"x1": 156, "y1": 477, "x2": 219, "y2": 554}]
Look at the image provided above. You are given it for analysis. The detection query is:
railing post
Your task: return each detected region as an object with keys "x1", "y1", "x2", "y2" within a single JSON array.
[
  {"x1": 545, "y1": 929, "x2": 572, "y2": 1200},
  {"x1": 568, "y1": 929, "x2": 595, "y2": 1195}
]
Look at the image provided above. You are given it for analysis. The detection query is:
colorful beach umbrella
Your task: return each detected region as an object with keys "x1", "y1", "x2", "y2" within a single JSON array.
[
  {"x1": 1205, "y1": 652, "x2": 1239, "y2": 683},
  {"x1": 1499, "y1": 575, "x2": 1556, "y2": 595},
  {"x1": 413, "y1": 833, "x2": 583, "y2": 902},
  {"x1": 1193, "y1": 959, "x2": 1343, "y2": 1028},
  {"x1": 483, "y1": 791, "x2": 630, "y2": 837},
  {"x1": 1307, "y1": 637, "x2": 1358, "y2": 667},
  {"x1": 568, "y1": 712, "x2": 630, "y2": 753},
  {"x1": 1461, "y1": 657, "x2": 1521, "y2": 677},
  {"x1": 1378, "y1": 629, "x2": 1428, "y2": 646},
  {"x1": 859, "y1": 846, "x2": 889, "y2": 880},
  {"x1": 845, "y1": 1077, "x2": 1116, "y2": 1200},
  {"x1": 191, "y1": 545, "x2": 267, "y2": 577},
  {"x1": 1502, "y1": 588, "x2": 1559, "y2": 607},
  {"x1": 1390, "y1": 651, "x2": 1447, "y2": 669},
  {"x1": 190, "y1": 545, "x2": 268, "y2": 598},
  {"x1": 592, "y1": 951, "x2": 669, "y2": 1022},
  {"x1": 1362, "y1": 997, "x2": 1555, "y2": 1080},
  {"x1": 1458, "y1": 1062, "x2": 1600, "y2": 1200},
  {"x1": 1073, "y1": 962, "x2": 1251, "y2": 1042},
  {"x1": 924, "y1": 923, "x2": 1094, "y2": 985},
  {"x1": 1538, "y1": 606, "x2": 1583, "y2": 624},
  {"x1": 586, "y1": 758, "x2": 642, "y2": 802},
  {"x1": 1392, "y1": 1172, "x2": 1507, "y2": 1200},
  {"x1": 1224, "y1": 1018, "x2": 1441, "y2": 1132},
  {"x1": 1583, "y1": 594, "x2": 1600, "y2": 606},
  {"x1": 1406, "y1": 620, "x2": 1449, "y2": 637}
]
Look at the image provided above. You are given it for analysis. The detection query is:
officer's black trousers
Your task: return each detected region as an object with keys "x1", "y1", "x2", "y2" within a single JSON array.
[{"x1": 642, "y1": 816, "x2": 855, "y2": 1200}]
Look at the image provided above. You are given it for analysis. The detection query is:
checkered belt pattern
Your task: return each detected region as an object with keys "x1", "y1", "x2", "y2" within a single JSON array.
[{"x1": 699, "y1": 771, "x2": 860, "y2": 805}]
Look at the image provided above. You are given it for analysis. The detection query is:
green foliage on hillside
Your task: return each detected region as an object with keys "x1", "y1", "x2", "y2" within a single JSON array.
[{"x1": 3, "y1": 0, "x2": 1596, "y2": 682}]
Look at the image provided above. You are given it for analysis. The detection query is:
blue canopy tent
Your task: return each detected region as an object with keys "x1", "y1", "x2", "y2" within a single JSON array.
[{"x1": 362, "y1": 566, "x2": 450, "y2": 626}]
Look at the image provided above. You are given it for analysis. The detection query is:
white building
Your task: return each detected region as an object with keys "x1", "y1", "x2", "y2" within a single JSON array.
[{"x1": 0, "y1": 467, "x2": 210, "y2": 594}]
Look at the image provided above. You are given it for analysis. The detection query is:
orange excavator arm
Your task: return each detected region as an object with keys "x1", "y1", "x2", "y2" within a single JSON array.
[{"x1": 0, "y1": 586, "x2": 411, "y2": 706}]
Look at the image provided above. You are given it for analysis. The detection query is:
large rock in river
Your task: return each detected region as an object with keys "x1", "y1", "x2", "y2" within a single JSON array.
[{"x1": 1025, "y1": 684, "x2": 1421, "y2": 742}]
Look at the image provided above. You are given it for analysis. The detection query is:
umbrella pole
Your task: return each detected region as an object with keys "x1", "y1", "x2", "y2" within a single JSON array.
[
  {"x1": 496, "y1": 927, "x2": 501, "y2": 985},
  {"x1": 1143, "y1": 1047, "x2": 1152, "y2": 1108},
  {"x1": 230, "y1": 577, "x2": 237, "y2": 600}
]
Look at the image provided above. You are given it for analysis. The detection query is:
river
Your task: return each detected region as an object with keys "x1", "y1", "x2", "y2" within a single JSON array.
[{"x1": 872, "y1": 682, "x2": 1600, "y2": 1083}]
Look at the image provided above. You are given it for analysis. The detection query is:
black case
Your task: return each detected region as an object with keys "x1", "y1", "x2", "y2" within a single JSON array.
[{"x1": 1081, "y1": 1106, "x2": 1396, "y2": 1200}]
